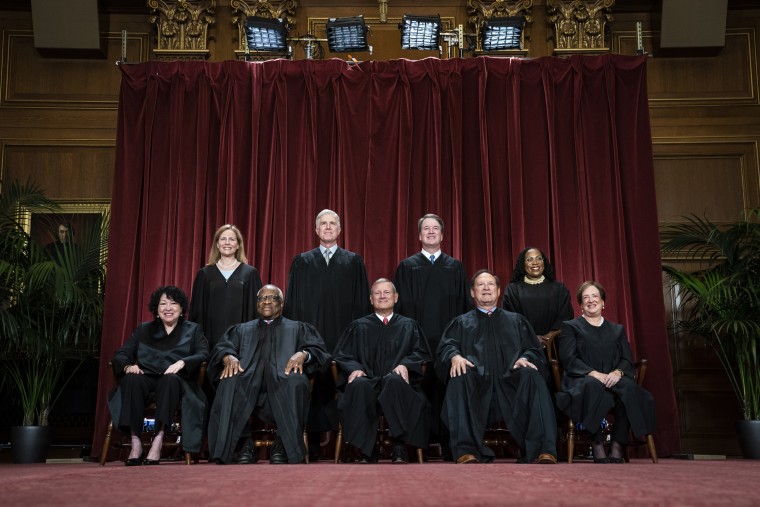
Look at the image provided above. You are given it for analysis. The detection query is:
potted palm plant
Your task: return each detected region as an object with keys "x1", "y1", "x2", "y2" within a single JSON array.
[
  {"x1": 0, "y1": 180, "x2": 108, "y2": 463},
  {"x1": 661, "y1": 209, "x2": 760, "y2": 459}
]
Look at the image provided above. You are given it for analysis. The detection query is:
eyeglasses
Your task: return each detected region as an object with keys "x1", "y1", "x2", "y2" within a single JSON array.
[
  {"x1": 257, "y1": 295, "x2": 282, "y2": 302},
  {"x1": 525, "y1": 256, "x2": 544, "y2": 263}
]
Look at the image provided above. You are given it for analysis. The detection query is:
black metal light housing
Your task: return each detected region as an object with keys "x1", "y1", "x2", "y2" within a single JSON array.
[
  {"x1": 325, "y1": 16, "x2": 369, "y2": 53},
  {"x1": 482, "y1": 16, "x2": 523, "y2": 51},
  {"x1": 245, "y1": 16, "x2": 288, "y2": 53},
  {"x1": 399, "y1": 14, "x2": 441, "y2": 51}
]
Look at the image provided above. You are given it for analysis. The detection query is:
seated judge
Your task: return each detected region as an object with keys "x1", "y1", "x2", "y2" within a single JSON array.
[
  {"x1": 207, "y1": 284, "x2": 329, "y2": 465},
  {"x1": 556, "y1": 281, "x2": 656, "y2": 463},
  {"x1": 108, "y1": 286, "x2": 209, "y2": 466},
  {"x1": 502, "y1": 247, "x2": 573, "y2": 348},
  {"x1": 438, "y1": 269, "x2": 557, "y2": 464},
  {"x1": 333, "y1": 278, "x2": 432, "y2": 464}
]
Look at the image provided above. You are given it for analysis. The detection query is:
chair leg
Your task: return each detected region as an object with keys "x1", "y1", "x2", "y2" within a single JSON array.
[
  {"x1": 184, "y1": 451, "x2": 192, "y2": 465},
  {"x1": 100, "y1": 419, "x2": 114, "y2": 466},
  {"x1": 303, "y1": 431, "x2": 310, "y2": 464},
  {"x1": 334, "y1": 424, "x2": 344, "y2": 464},
  {"x1": 646, "y1": 434, "x2": 658, "y2": 463},
  {"x1": 567, "y1": 419, "x2": 575, "y2": 464},
  {"x1": 416, "y1": 448, "x2": 424, "y2": 464}
]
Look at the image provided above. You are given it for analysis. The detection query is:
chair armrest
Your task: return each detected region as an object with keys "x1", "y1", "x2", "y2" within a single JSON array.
[
  {"x1": 550, "y1": 359, "x2": 562, "y2": 391},
  {"x1": 635, "y1": 359, "x2": 648, "y2": 386}
]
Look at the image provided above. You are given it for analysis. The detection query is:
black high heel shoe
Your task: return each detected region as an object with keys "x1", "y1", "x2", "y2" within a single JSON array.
[{"x1": 125, "y1": 450, "x2": 144, "y2": 466}]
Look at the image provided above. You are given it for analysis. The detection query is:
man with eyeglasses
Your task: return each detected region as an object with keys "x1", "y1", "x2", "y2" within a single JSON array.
[
  {"x1": 284, "y1": 209, "x2": 370, "y2": 461},
  {"x1": 207, "y1": 285, "x2": 329, "y2": 464},
  {"x1": 437, "y1": 269, "x2": 557, "y2": 465}
]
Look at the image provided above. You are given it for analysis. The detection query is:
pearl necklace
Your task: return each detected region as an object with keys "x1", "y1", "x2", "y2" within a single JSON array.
[
  {"x1": 582, "y1": 315, "x2": 604, "y2": 327},
  {"x1": 217, "y1": 259, "x2": 239, "y2": 270},
  {"x1": 524, "y1": 275, "x2": 545, "y2": 285}
]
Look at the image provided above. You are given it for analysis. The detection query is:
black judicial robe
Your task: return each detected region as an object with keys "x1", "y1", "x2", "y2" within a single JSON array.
[
  {"x1": 437, "y1": 309, "x2": 557, "y2": 463},
  {"x1": 556, "y1": 317, "x2": 655, "y2": 439},
  {"x1": 284, "y1": 246, "x2": 370, "y2": 431},
  {"x1": 502, "y1": 280, "x2": 574, "y2": 336},
  {"x1": 189, "y1": 263, "x2": 262, "y2": 348},
  {"x1": 333, "y1": 314, "x2": 432, "y2": 455},
  {"x1": 393, "y1": 252, "x2": 471, "y2": 349},
  {"x1": 207, "y1": 317, "x2": 329, "y2": 464},
  {"x1": 108, "y1": 319, "x2": 209, "y2": 453}
]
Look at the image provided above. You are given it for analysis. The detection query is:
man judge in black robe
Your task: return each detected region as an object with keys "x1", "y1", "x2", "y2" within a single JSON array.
[
  {"x1": 333, "y1": 278, "x2": 432, "y2": 463},
  {"x1": 438, "y1": 269, "x2": 557, "y2": 464},
  {"x1": 393, "y1": 213, "x2": 470, "y2": 455},
  {"x1": 284, "y1": 209, "x2": 370, "y2": 459},
  {"x1": 207, "y1": 285, "x2": 329, "y2": 464}
]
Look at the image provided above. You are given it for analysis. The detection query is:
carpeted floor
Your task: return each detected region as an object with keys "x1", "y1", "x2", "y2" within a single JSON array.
[{"x1": 1, "y1": 459, "x2": 758, "y2": 506}]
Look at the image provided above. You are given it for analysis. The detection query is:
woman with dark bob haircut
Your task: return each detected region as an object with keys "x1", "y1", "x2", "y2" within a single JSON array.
[
  {"x1": 502, "y1": 247, "x2": 573, "y2": 347},
  {"x1": 556, "y1": 281, "x2": 656, "y2": 463},
  {"x1": 108, "y1": 286, "x2": 209, "y2": 465}
]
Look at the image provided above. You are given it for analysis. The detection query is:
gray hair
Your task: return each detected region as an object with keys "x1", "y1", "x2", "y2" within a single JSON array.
[{"x1": 315, "y1": 209, "x2": 341, "y2": 228}]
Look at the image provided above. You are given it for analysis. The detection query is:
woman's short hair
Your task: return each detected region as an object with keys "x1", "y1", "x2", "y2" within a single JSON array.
[
  {"x1": 148, "y1": 285, "x2": 189, "y2": 316},
  {"x1": 207, "y1": 224, "x2": 248, "y2": 265},
  {"x1": 509, "y1": 246, "x2": 557, "y2": 283},
  {"x1": 575, "y1": 280, "x2": 606, "y2": 305}
]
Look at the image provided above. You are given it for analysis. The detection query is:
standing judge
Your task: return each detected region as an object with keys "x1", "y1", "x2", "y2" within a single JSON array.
[
  {"x1": 207, "y1": 285, "x2": 329, "y2": 465},
  {"x1": 284, "y1": 209, "x2": 370, "y2": 459},
  {"x1": 393, "y1": 213, "x2": 470, "y2": 455},
  {"x1": 438, "y1": 269, "x2": 557, "y2": 464},
  {"x1": 333, "y1": 279, "x2": 432, "y2": 464},
  {"x1": 189, "y1": 224, "x2": 262, "y2": 349},
  {"x1": 502, "y1": 247, "x2": 573, "y2": 348}
]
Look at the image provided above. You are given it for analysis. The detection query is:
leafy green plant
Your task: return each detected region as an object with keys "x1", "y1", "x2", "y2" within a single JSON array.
[
  {"x1": 662, "y1": 209, "x2": 760, "y2": 420},
  {"x1": 0, "y1": 179, "x2": 107, "y2": 426}
]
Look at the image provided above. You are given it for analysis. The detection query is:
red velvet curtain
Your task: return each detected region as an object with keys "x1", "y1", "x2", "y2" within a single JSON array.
[{"x1": 93, "y1": 55, "x2": 679, "y2": 456}]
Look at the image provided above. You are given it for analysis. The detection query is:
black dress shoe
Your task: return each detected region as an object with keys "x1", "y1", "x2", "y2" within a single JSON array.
[
  {"x1": 593, "y1": 457, "x2": 611, "y2": 464},
  {"x1": 609, "y1": 456, "x2": 625, "y2": 463},
  {"x1": 391, "y1": 445, "x2": 409, "y2": 464},
  {"x1": 358, "y1": 453, "x2": 377, "y2": 464},
  {"x1": 269, "y1": 436, "x2": 289, "y2": 464},
  {"x1": 235, "y1": 443, "x2": 258, "y2": 464},
  {"x1": 143, "y1": 459, "x2": 160, "y2": 465},
  {"x1": 125, "y1": 454, "x2": 143, "y2": 466}
]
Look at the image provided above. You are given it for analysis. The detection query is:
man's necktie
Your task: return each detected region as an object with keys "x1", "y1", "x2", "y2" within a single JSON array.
[
  {"x1": 383, "y1": 317, "x2": 389, "y2": 325},
  {"x1": 487, "y1": 311, "x2": 492, "y2": 317},
  {"x1": 324, "y1": 249, "x2": 332, "y2": 265},
  {"x1": 429, "y1": 254, "x2": 435, "y2": 264}
]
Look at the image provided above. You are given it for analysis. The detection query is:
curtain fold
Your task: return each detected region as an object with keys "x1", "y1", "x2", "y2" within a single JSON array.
[{"x1": 94, "y1": 55, "x2": 679, "y2": 457}]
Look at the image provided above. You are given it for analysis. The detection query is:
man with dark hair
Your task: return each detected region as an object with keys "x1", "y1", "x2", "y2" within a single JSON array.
[
  {"x1": 393, "y1": 213, "x2": 470, "y2": 458},
  {"x1": 333, "y1": 279, "x2": 432, "y2": 464},
  {"x1": 284, "y1": 209, "x2": 370, "y2": 460},
  {"x1": 207, "y1": 285, "x2": 330, "y2": 464},
  {"x1": 438, "y1": 269, "x2": 557, "y2": 464},
  {"x1": 45, "y1": 222, "x2": 78, "y2": 264}
]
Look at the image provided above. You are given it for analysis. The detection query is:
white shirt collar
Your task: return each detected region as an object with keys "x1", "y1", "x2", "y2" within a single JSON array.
[
  {"x1": 422, "y1": 249, "x2": 442, "y2": 261},
  {"x1": 376, "y1": 313, "x2": 393, "y2": 322},
  {"x1": 320, "y1": 245, "x2": 337, "y2": 255}
]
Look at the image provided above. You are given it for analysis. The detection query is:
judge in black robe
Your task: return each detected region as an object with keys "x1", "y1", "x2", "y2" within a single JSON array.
[
  {"x1": 108, "y1": 286, "x2": 209, "y2": 463},
  {"x1": 393, "y1": 214, "x2": 471, "y2": 451},
  {"x1": 333, "y1": 279, "x2": 432, "y2": 460},
  {"x1": 502, "y1": 247, "x2": 573, "y2": 346},
  {"x1": 284, "y1": 210, "x2": 370, "y2": 440},
  {"x1": 437, "y1": 270, "x2": 557, "y2": 464},
  {"x1": 208, "y1": 285, "x2": 330, "y2": 464},
  {"x1": 189, "y1": 225, "x2": 263, "y2": 348},
  {"x1": 556, "y1": 281, "x2": 655, "y2": 462}
]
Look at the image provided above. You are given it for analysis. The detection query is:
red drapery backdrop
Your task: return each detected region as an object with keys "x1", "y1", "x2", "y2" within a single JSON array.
[{"x1": 93, "y1": 54, "x2": 680, "y2": 457}]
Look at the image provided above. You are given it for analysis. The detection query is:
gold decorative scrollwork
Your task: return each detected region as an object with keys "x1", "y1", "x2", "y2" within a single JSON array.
[
  {"x1": 231, "y1": 0, "x2": 297, "y2": 57},
  {"x1": 466, "y1": 0, "x2": 533, "y2": 54},
  {"x1": 547, "y1": 0, "x2": 614, "y2": 55},
  {"x1": 147, "y1": 0, "x2": 216, "y2": 61}
]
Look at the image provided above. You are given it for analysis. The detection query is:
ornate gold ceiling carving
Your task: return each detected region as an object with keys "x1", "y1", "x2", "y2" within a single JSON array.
[
  {"x1": 147, "y1": 0, "x2": 216, "y2": 60},
  {"x1": 547, "y1": 0, "x2": 615, "y2": 55}
]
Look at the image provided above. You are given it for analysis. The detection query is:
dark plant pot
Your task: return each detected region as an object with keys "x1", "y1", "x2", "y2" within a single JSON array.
[
  {"x1": 735, "y1": 420, "x2": 760, "y2": 459},
  {"x1": 10, "y1": 426, "x2": 53, "y2": 464}
]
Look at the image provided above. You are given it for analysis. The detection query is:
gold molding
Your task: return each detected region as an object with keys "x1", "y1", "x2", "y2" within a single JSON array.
[
  {"x1": 20, "y1": 199, "x2": 111, "y2": 237},
  {"x1": 147, "y1": 0, "x2": 216, "y2": 61},
  {"x1": 547, "y1": 0, "x2": 614, "y2": 55},
  {"x1": 231, "y1": 0, "x2": 298, "y2": 60},
  {"x1": 466, "y1": 0, "x2": 533, "y2": 55}
]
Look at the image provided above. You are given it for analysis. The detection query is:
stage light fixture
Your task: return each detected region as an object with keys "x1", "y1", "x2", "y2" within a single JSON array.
[
  {"x1": 399, "y1": 14, "x2": 441, "y2": 51},
  {"x1": 482, "y1": 16, "x2": 523, "y2": 51},
  {"x1": 245, "y1": 16, "x2": 288, "y2": 53},
  {"x1": 325, "y1": 16, "x2": 369, "y2": 53}
]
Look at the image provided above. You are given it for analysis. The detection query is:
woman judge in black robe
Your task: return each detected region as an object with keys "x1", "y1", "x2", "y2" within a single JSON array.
[
  {"x1": 108, "y1": 286, "x2": 209, "y2": 465},
  {"x1": 502, "y1": 247, "x2": 573, "y2": 347},
  {"x1": 189, "y1": 224, "x2": 262, "y2": 348},
  {"x1": 556, "y1": 281, "x2": 655, "y2": 463}
]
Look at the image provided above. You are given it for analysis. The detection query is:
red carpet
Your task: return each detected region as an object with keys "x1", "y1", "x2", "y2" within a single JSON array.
[{"x1": 1, "y1": 459, "x2": 758, "y2": 506}]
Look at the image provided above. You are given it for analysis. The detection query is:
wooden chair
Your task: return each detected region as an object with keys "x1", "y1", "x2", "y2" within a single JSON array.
[
  {"x1": 331, "y1": 361, "x2": 425, "y2": 464},
  {"x1": 546, "y1": 335, "x2": 658, "y2": 463},
  {"x1": 99, "y1": 362, "x2": 206, "y2": 465}
]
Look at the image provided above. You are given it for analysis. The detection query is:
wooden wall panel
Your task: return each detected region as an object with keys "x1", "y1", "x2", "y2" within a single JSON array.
[
  {"x1": 677, "y1": 388, "x2": 742, "y2": 455},
  {"x1": 0, "y1": 142, "x2": 114, "y2": 198}
]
